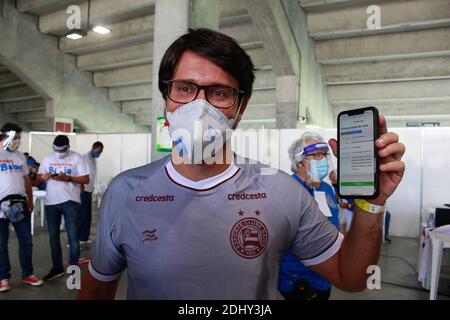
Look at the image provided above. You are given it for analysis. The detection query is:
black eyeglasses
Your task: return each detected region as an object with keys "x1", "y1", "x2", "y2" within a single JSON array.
[{"x1": 163, "y1": 80, "x2": 245, "y2": 109}]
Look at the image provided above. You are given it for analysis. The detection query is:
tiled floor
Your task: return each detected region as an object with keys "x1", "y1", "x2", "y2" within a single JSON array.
[{"x1": 331, "y1": 236, "x2": 450, "y2": 300}]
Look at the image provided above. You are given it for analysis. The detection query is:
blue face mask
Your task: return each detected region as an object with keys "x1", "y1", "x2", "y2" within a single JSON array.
[
  {"x1": 91, "y1": 151, "x2": 101, "y2": 159},
  {"x1": 309, "y1": 159, "x2": 329, "y2": 183}
]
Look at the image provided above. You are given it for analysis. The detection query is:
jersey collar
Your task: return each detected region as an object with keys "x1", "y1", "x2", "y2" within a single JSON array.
[{"x1": 165, "y1": 159, "x2": 240, "y2": 191}]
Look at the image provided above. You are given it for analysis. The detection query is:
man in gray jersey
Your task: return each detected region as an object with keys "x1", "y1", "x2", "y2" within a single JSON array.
[{"x1": 78, "y1": 29, "x2": 405, "y2": 300}]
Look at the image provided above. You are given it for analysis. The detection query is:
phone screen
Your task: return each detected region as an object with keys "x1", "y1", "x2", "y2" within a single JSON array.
[{"x1": 338, "y1": 108, "x2": 378, "y2": 198}]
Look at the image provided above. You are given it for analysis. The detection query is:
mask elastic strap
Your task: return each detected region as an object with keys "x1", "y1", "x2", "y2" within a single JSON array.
[
  {"x1": 294, "y1": 151, "x2": 304, "y2": 163},
  {"x1": 231, "y1": 97, "x2": 245, "y2": 130}
]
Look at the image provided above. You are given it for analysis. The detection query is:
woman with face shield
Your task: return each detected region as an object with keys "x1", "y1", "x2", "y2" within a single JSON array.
[{"x1": 278, "y1": 132, "x2": 340, "y2": 300}]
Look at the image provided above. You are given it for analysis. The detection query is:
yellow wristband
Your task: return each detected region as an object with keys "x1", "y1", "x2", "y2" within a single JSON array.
[{"x1": 355, "y1": 199, "x2": 385, "y2": 214}]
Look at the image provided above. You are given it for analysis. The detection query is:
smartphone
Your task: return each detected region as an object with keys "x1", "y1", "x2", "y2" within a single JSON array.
[
  {"x1": 51, "y1": 173, "x2": 60, "y2": 178},
  {"x1": 337, "y1": 106, "x2": 380, "y2": 199}
]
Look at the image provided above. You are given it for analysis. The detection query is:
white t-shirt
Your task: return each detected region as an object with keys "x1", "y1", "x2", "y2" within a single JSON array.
[
  {"x1": 0, "y1": 149, "x2": 28, "y2": 201},
  {"x1": 38, "y1": 151, "x2": 89, "y2": 205},
  {"x1": 83, "y1": 152, "x2": 96, "y2": 193}
]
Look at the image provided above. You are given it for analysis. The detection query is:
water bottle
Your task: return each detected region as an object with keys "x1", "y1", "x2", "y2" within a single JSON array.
[{"x1": 427, "y1": 213, "x2": 435, "y2": 229}]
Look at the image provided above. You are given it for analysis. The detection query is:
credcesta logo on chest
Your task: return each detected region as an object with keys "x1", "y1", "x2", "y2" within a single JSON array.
[
  {"x1": 135, "y1": 194, "x2": 175, "y2": 202},
  {"x1": 0, "y1": 160, "x2": 23, "y2": 173},
  {"x1": 227, "y1": 192, "x2": 267, "y2": 201}
]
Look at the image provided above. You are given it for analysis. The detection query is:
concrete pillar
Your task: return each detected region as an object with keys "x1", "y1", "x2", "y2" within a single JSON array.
[
  {"x1": 0, "y1": 0, "x2": 5, "y2": 18},
  {"x1": 151, "y1": 0, "x2": 190, "y2": 161},
  {"x1": 245, "y1": 0, "x2": 300, "y2": 129},
  {"x1": 280, "y1": 0, "x2": 333, "y2": 128},
  {"x1": 276, "y1": 75, "x2": 298, "y2": 128},
  {"x1": 191, "y1": 0, "x2": 219, "y2": 30}
]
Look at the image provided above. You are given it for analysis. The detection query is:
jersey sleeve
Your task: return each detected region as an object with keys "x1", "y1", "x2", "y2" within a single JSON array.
[
  {"x1": 290, "y1": 188, "x2": 344, "y2": 267},
  {"x1": 89, "y1": 180, "x2": 127, "y2": 282}
]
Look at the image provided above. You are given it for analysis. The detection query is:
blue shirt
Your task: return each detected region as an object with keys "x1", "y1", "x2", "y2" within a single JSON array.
[{"x1": 278, "y1": 174, "x2": 340, "y2": 292}]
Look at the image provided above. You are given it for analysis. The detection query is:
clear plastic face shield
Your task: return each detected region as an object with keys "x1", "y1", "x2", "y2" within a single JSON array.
[
  {"x1": 294, "y1": 142, "x2": 334, "y2": 184},
  {"x1": 1, "y1": 131, "x2": 20, "y2": 152}
]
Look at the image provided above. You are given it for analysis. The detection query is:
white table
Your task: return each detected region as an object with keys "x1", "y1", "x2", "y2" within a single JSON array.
[
  {"x1": 429, "y1": 229, "x2": 450, "y2": 300},
  {"x1": 31, "y1": 190, "x2": 46, "y2": 236},
  {"x1": 417, "y1": 207, "x2": 438, "y2": 289},
  {"x1": 418, "y1": 223, "x2": 434, "y2": 289},
  {"x1": 93, "y1": 183, "x2": 108, "y2": 208}
]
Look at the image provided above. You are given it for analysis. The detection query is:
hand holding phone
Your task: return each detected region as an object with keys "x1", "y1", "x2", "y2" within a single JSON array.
[
  {"x1": 329, "y1": 108, "x2": 406, "y2": 206},
  {"x1": 337, "y1": 107, "x2": 380, "y2": 199}
]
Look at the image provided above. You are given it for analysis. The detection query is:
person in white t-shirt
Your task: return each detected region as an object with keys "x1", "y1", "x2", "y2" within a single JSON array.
[
  {"x1": 79, "y1": 141, "x2": 103, "y2": 246},
  {"x1": 0, "y1": 123, "x2": 43, "y2": 292},
  {"x1": 37, "y1": 135, "x2": 89, "y2": 281}
]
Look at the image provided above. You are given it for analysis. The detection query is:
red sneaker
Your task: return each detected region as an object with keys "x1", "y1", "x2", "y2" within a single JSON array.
[
  {"x1": 22, "y1": 275, "x2": 43, "y2": 287},
  {"x1": 0, "y1": 279, "x2": 11, "y2": 292}
]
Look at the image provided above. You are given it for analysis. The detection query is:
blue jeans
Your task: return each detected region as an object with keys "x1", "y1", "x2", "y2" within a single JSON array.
[
  {"x1": 0, "y1": 213, "x2": 34, "y2": 280},
  {"x1": 45, "y1": 201, "x2": 80, "y2": 269},
  {"x1": 385, "y1": 210, "x2": 391, "y2": 237},
  {"x1": 79, "y1": 192, "x2": 92, "y2": 242}
]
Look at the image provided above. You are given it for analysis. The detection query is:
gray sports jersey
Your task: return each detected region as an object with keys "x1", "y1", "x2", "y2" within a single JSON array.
[{"x1": 89, "y1": 155, "x2": 343, "y2": 299}]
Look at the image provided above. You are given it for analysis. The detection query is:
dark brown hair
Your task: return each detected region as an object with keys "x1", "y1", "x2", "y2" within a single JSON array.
[
  {"x1": 158, "y1": 28, "x2": 255, "y2": 101},
  {"x1": 92, "y1": 141, "x2": 104, "y2": 149},
  {"x1": 0, "y1": 123, "x2": 23, "y2": 140},
  {"x1": 53, "y1": 135, "x2": 70, "y2": 147},
  {"x1": 1, "y1": 122, "x2": 22, "y2": 134}
]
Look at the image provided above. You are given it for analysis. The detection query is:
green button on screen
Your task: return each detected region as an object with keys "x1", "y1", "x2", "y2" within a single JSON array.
[{"x1": 340, "y1": 182, "x2": 374, "y2": 187}]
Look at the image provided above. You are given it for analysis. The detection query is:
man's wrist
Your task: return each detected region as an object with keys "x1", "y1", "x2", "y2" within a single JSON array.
[{"x1": 367, "y1": 197, "x2": 387, "y2": 206}]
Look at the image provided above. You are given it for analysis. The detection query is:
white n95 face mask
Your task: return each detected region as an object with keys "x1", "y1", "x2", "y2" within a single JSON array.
[
  {"x1": 7, "y1": 139, "x2": 20, "y2": 152},
  {"x1": 166, "y1": 99, "x2": 236, "y2": 164},
  {"x1": 53, "y1": 145, "x2": 70, "y2": 159}
]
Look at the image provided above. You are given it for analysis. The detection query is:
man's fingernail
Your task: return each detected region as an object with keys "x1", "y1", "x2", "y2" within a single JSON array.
[{"x1": 377, "y1": 139, "x2": 384, "y2": 145}]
